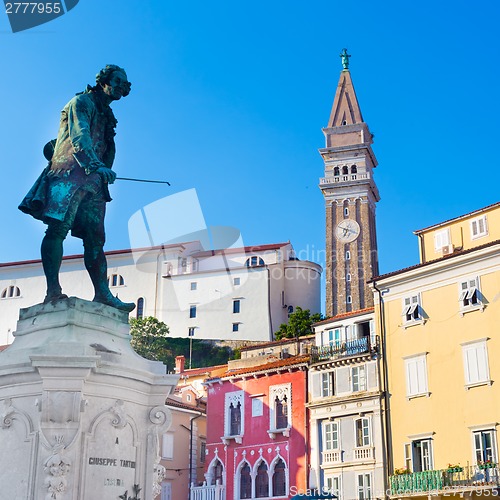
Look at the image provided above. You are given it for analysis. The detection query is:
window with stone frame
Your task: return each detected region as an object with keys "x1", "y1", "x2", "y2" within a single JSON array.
[
  {"x1": 272, "y1": 458, "x2": 287, "y2": 497},
  {"x1": 224, "y1": 391, "x2": 244, "y2": 438},
  {"x1": 324, "y1": 421, "x2": 339, "y2": 451},
  {"x1": 355, "y1": 418, "x2": 371, "y2": 447},
  {"x1": 352, "y1": 365, "x2": 367, "y2": 392},
  {"x1": 269, "y1": 383, "x2": 291, "y2": 431},
  {"x1": 321, "y1": 371, "x2": 335, "y2": 397},
  {"x1": 357, "y1": 473, "x2": 372, "y2": 500},
  {"x1": 240, "y1": 462, "x2": 252, "y2": 499},
  {"x1": 211, "y1": 458, "x2": 224, "y2": 486},
  {"x1": 255, "y1": 461, "x2": 269, "y2": 498}
]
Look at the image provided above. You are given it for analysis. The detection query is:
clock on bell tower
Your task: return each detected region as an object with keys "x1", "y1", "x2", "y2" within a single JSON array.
[{"x1": 319, "y1": 50, "x2": 380, "y2": 317}]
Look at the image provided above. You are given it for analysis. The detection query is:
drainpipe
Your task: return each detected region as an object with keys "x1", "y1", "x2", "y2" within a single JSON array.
[
  {"x1": 189, "y1": 412, "x2": 203, "y2": 500},
  {"x1": 372, "y1": 280, "x2": 392, "y2": 496}
]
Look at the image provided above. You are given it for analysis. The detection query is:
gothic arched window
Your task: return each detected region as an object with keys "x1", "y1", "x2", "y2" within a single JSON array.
[
  {"x1": 272, "y1": 458, "x2": 286, "y2": 497},
  {"x1": 255, "y1": 461, "x2": 269, "y2": 498},
  {"x1": 240, "y1": 463, "x2": 252, "y2": 499},
  {"x1": 342, "y1": 165, "x2": 349, "y2": 175},
  {"x1": 210, "y1": 459, "x2": 224, "y2": 486},
  {"x1": 333, "y1": 166, "x2": 340, "y2": 176},
  {"x1": 136, "y1": 297, "x2": 144, "y2": 319}
]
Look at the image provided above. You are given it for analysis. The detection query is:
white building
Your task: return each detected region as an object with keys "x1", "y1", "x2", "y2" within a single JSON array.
[
  {"x1": 0, "y1": 241, "x2": 321, "y2": 345},
  {"x1": 307, "y1": 308, "x2": 387, "y2": 500}
]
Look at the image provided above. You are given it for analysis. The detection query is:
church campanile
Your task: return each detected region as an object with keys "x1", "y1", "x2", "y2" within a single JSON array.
[{"x1": 319, "y1": 50, "x2": 380, "y2": 317}]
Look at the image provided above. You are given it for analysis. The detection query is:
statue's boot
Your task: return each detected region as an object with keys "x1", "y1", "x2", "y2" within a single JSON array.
[
  {"x1": 41, "y1": 233, "x2": 69, "y2": 304},
  {"x1": 85, "y1": 244, "x2": 135, "y2": 313}
]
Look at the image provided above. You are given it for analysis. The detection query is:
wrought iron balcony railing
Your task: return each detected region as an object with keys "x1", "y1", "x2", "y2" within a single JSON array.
[
  {"x1": 389, "y1": 465, "x2": 500, "y2": 496},
  {"x1": 311, "y1": 336, "x2": 376, "y2": 363}
]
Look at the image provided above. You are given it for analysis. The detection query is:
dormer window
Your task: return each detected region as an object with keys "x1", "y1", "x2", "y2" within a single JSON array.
[{"x1": 245, "y1": 256, "x2": 265, "y2": 267}]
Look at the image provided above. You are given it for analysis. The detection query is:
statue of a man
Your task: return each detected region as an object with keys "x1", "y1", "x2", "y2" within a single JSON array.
[{"x1": 19, "y1": 65, "x2": 135, "y2": 312}]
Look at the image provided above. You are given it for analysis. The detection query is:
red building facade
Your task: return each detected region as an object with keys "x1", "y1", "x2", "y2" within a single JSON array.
[{"x1": 196, "y1": 354, "x2": 309, "y2": 500}]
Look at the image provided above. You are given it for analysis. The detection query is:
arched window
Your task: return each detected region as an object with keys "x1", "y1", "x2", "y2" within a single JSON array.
[
  {"x1": 108, "y1": 274, "x2": 124, "y2": 287},
  {"x1": 240, "y1": 462, "x2": 252, "y2": 499},
  {"x1": 230, "y1": 401, "x2": 241, "y2": 436},
  {"x1": 1, "y1": 286, "x2": 21, "y2": 299},
  {"x1": 351, "y1": 165, "x2": 358, "y2": 174},
  {"x1": 209, "y1": 459, "x2": 224, "y2": 486},
  {"x1": 136, "y1": 298, "x2": 144, "y2": 319},
  {"x1": 272, "y1": 458, "x2": 286, "y2": 497},
  {"x1": 245, "y1": 256, "x2": 265, "y2": 267},
  {"x1": 275, "y1": 395, "x2": 288, "y2": 429},
  {"x1": 255, "y1": 461, "x2": 269, "y2": 498},
  {"x1": 342, "y1": 165, "x2": 349, "y2": 175},
  {"x1": 333, "y1": 166, "x2": 340, "y2": 176}
]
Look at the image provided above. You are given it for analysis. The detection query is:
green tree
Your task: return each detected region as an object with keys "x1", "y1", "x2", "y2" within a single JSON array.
[
  {"x1": 274, "y1": 306, "x2": 323, "y2": 340},
  {"x1": 130, "y1": 316, "x2": 171, "y2": 364}
]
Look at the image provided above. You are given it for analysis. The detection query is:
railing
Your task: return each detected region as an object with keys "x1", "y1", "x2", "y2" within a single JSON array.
[
  {"x1": 322, "y1": 450, "x2": 341, "y2": 465},
  {"x1": 311, "y1": 337, "x2": 375, "y2": 363},
  {"x1": 389, "y1": 465, "x2": 500, "y2": 496},
  {"x1": 191, "y1": 482, "x2": 225, "y2": 500},
  {"x1": 320, "y1": 173, "x2": 369, "y2": 185},
  {"x1": 354, "y1": 446, "x2": 374, "y2": 461}
]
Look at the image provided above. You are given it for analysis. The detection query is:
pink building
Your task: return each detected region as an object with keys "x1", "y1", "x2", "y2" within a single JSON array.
[{"x1": 194, "y1": 352, "x2": 309, "y2": 500}]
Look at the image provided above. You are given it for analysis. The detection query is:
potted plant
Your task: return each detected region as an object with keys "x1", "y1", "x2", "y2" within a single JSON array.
[
  {"x1": 394, "y1": 467, "x2": 411, "y2": 475},
  {"x1": 447, "y1": 463, "x2": 463, "y2": 473},
  {"x1": 479, "y1": 460, "x2": 497, "y2": 470}
]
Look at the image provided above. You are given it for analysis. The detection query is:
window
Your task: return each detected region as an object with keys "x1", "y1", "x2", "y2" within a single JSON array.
[
  {"x1": 346, "y1": 251, "x2": 351, "y2": 260},
  {"x1": 325, "y1": 476, "x2": 341, "y2": 500},
  {"x1": 161, "y1": 482, "x2": 172, "y2": 500},
  {"x1": 109, "y1": 274, "x2": 124, "y2": 287},
  {"x1": 209, "y1": 459, "x2": 224, "y2": 486},
  {"x1": 233, "y1": 299, "x2": 241, "y2": 314},
  {"x1": 252, "y1": 397, "x2": 263, "y2": 417},
  {"x1": 200, "y1": 441, "x2": 206, "y2": 463},
  {"x1": 161, "y1": 433, "x2": 174, "y2": 460},
  {"x1": 411, "y1": 439, "x2": 433, "y2": 471},
  {"x1": 346, "y1": 273, "x2": 351, "y2": 282},
  {"x1": 245, "y1": 256, "x2": 265, "y2": 267},
  {"x1": 186, "y1": 394, "x2": 192, "y2": 403},
  {"x1": 224, "y1": 391, "x2": 244, "y2": 439},
  {"x1": 351, "y1": 165, "x2": 358, "y2": 174},
  {"x1": 269, "y1": 383, "x2": 291, "y2": 433},
  {"x1": 355, "y1": 418, "x2": 370, "y2": 447},
  {"x1": 471, "y1": 215, "x2": 488, "y2": 239},
  {"x1": 352, "y1": 365, "x2": 367, "y2": 392},
  {"x1": 1, "y1": 285, "x2": 21, "y2": 299},
  {"x1": 328, "y1": 328, "x2": 342, "y2": 347},
  {"x1": 240, "y1": 462, "x2": 252, "y2": 499},
  {"x1": 255, "y1": 461, "x2": 269, "y2": 498},
  {"x1": 188, "y1": 327, "x2": 195, "y2": 337},
  {"x1": 459, "y1": 277, "x2": 481, "y2": 309},
  {"x1": 342, "y1": 165, "x2": 349, "y2": 175},
  {"x1": 462, "y1": 340, "x2": 490, "y2": 387},
  {"x1": 272, "y1": 458, "x2": 287, "y2": 497},
  {"x1": 404, "y1": 443, "x2": 412, "y2": 471},
  {"x1": 344, "y1": 207, "x2": 349, "y2": 216},
  {"x1": 232, "y1": 323, "x2": 240, "y2": 332},
  {"x1": 234, "y1": 277, "x2": 241, "y2": 286},
  {"x1": 321, "y1": 371, "x2": 335, "y2": 397},
  {"x1": 189, "y1": 305, "x2": 197, "y2": 318},
  {"x1": 473, "y1": 430, "x2": 496, "y2": 464},
  {"x1": 334, "y1": 166, "x2": 340, "y2": 176},
  {"x1": 357, "y1": 473, "x2": 372, "y2": 500},
  {"x1": 324, "y1": 421, "x2": 339, "y2": 450},
  {"x1": 347, "y1": 295, "x2": 352, "y2": 304},
  {"x1": 434, "y1": 228, "x2": 450, "y2": 251},
  {"x1": 136, "y1": 297, "x2": 144, "y2": 319},
  {"x1": 404, "y1": 354, "x2": 429, "y2": 398},
  {"x1": 402, "y1": 294, "x2": 422, "y2": 324},
  {"x1": 190, "y1": 282, "x2": 197, "y2": 291}
]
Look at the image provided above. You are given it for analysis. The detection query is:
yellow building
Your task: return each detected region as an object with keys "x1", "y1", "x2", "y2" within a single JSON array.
[{"x1": 371, "y1": 202, "x2": 500, "y2": 498}]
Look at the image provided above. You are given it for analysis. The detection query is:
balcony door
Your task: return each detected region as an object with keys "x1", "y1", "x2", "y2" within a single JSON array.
[{"x1": 412, "y1": 439, "x2": 433, "y2": 472}]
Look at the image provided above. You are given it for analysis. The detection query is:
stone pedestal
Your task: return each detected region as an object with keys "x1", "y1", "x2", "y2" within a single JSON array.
[{"x1": 0, "y1": 297, "x2": 178, "y2": 500}]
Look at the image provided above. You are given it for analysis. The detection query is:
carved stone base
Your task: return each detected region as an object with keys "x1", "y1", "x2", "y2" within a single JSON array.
[{"x1": 0, "y1": 297, "x2": 178, "y2": 500}]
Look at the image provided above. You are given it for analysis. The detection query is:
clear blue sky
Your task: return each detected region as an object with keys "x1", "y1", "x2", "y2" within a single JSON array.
[{"x1": 1, "y1": 1, "x2": 499, "y2": 296}]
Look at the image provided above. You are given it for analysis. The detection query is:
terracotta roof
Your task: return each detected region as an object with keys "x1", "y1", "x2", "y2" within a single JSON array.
[
  {"x1": 178, "y1": 364, "x2": 228, "y2": 378},
  {"x1": 212, "y1": 354, "x2": 310, "y2": 380},
  {"x1": 414, "y1": 201, "x2": 500, "y2": 234},
  {"x1": 312, "y1": 308, "x2": 374, "y2": 327},
  {"x1": 371, "y1": 239, "x2": 500, "y2": 282},
  {"x1": 239, "y1": 335, "x2": 315, "y2": 352},
  {"x1": 192, "y1": 242, "x2": 290, "y2": 258},
  {"x1": 165, "y1": 397, "x2": 206, "y2": 413}
]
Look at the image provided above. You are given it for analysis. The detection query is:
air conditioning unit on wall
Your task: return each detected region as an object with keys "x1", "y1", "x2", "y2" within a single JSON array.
[{"x1": 442, "y1": 244, "x2": 455, "y2": 255}]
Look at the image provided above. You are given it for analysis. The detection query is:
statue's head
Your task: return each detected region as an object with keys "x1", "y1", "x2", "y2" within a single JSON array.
[{"x1": 96, "y1": 64, "x2": 131, "y2": 100}]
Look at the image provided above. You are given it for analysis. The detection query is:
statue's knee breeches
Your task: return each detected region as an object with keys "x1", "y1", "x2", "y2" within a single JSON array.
[{"x1": 45, "y1": 221, "x2": 71, "y2": 240}]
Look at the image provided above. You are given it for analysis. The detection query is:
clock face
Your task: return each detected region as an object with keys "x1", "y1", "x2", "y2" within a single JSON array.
[{"x1": 335, "y1": 219, "x2": 360, "y2": 243}]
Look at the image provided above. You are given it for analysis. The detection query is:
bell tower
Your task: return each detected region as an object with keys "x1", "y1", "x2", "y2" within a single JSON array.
[{"x1": 319, "y1": 50, "x2": 380, "y2": 317}]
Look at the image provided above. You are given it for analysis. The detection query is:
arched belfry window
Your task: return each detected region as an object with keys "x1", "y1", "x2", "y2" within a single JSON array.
[
  {"x1": 333, "y1": 166, "x2": 340, "y2": 176},
  {"x1": 1, "y1": 286, "x2": 21, "y2": 299},
  {"x1": 272, "y1": 458, "x2": 287, "y2": 497},
  {"x1": 351, "y1": 165, "x2": 357, "y2": 174},
  {"x1": 255, "y1": 461, "x2": 269, "y2": 498},
  {"x1": 245, "y1": 256, "x2": 265, "y2": 267},
  {"x1": 240, "y1": 462, "x2": 252, "y2": 499},
  {"x1": 342, "y1": 165, "x2": 349, "y2": 175}
]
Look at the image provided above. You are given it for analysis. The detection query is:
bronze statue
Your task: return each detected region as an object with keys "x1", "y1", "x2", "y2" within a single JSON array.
[{"x1": 19, "y1": 65, "x2": 135, "y2": 312}]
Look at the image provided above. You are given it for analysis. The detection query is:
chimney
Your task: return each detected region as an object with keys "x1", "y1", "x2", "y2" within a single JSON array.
[{"x1": 175, "y1": 355, "x2": 185, "y2": 374}]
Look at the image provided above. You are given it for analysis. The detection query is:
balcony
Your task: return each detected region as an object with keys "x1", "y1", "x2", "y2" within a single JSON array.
[
  {"x1": 320, "y1": 173, "x2": 369, "y2": 185},
  {"x1": 311, "y1": 337, "x2": 377, "y2": 363},
  {"x1": 389, "y1": 465, "x2": 500, "y2": 497},
  {"x1": 322, "y1": 450, "x2": 341, "y2": 466},
  {"x1": 354, "y1": 446, "x2": 375, "y2": 461},
  {"x1": 191, "y1": 482, "x2": 225, "y2": 500}
]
